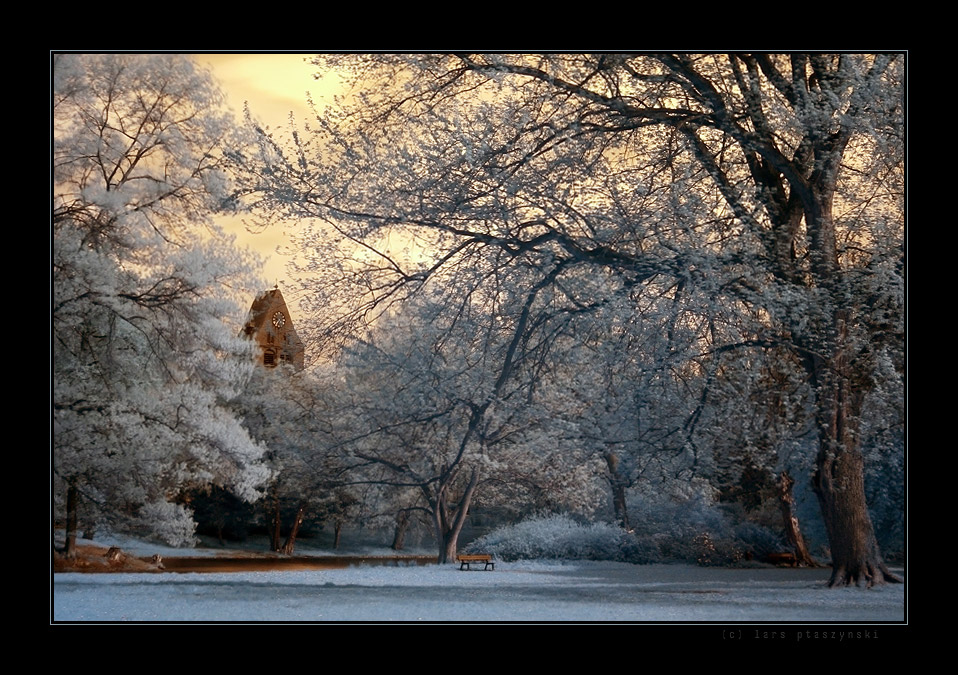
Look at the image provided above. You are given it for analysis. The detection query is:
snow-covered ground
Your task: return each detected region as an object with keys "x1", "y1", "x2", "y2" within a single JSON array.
[{"x1": 52, "y1": 536, "x2": 905, "y2": 623}]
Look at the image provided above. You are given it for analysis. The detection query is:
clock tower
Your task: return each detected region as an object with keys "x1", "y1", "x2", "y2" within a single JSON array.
[{"x1": 242, "y1": 288, "x2": 305, "y2": 370}]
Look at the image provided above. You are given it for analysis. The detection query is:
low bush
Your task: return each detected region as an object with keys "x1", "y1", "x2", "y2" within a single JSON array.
[
  {"x1": 629, "y1": 483, "x2": 784, "y2": 565},
  {"x1": 468, "y1": 484, "x2": 785, "y2": 566},
  {"x1": 466, "y1": 514, "x2": 641, "y2": 562}
]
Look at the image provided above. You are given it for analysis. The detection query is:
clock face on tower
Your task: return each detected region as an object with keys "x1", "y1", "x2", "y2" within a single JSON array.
[{"x1": 271, "y1": 311, "x2": 286, "y2": 328}]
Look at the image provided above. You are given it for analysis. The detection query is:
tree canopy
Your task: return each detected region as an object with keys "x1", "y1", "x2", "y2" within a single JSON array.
[{"x1": 240, "y1": 53, "x2": 904, "y2": 584}]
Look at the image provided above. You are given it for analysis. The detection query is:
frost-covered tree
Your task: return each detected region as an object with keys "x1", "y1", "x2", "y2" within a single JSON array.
[
  {"x1": 327, "y1": 290, "x2": 604, "y2": 563},
  {"x1": 53, "y1": 54, "x2": 269, "y2": 554},
  {"x1": 232, "y1": 364, "x2": 352, "y2": 553},
  {"x1": 241, "y1": 53, "x2": 904, "y2": 585}
]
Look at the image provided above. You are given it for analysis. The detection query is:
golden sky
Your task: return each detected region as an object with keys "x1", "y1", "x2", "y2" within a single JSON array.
[{"x1": 193, "y1": 54, "x2": 340, "y2": 293}]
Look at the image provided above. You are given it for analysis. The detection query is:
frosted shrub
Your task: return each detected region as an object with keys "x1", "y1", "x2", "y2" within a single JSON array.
[
  {"x1": 135, "y1": 501, "x2": 198, "y2": 548},
  {"x1": 628, "y1": 482, "x2": 783, "y2": 565},
  {"x1": 733, "y1": 521, "x2": 785, "y2": 560},
  {"x1": 467, "y1": 514, "x2": 641, "y2": 562},
  {"x1": 468, "y1": 497, "x2": 783, "y2": 565}
]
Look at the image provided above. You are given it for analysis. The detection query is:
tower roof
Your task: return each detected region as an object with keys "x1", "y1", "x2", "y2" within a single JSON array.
[{"x1": 242, "y1": 288, "x2": 305, "y2": 369}]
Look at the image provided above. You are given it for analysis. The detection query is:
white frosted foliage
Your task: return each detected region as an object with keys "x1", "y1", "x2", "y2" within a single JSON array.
[{"x1": 53, "y1": 53, "x2": 268, "y2": 544}]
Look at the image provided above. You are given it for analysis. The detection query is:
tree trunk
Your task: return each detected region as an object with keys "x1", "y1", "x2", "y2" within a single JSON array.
[
  {"x1": 604, "y1": 450, "x2": 631, "y2": 532},
  {"x1": 438, "y1": 527, "x2": 459, "y2": 565},
  {"x1": 432, "y1": 505, "x2": 448, "y2": 564},
  {"x1": 813, "y1": 435, "x2": 901, "y2": 587},
  {"x1": 333, "y1": 520, "x2": 342, "y2": 549},
  {"x1": 64, "y1": 481, "x2": 79, "y2": 559},
  {"x1": 808, "y1": 324, "x2": 902, "y2": 587},
  {"x1": 391, "y1": 510, "x2": 410, "y2": 551},
  {"x1": 267, "y1": 493, "x2": 282, "y2": 552},
  {"x1": 433, "y1": 469, "x2": 480, "y2": 564},
  {"x1": 439, "y1": 525, "x2": 459, "y2": 565},
  {"x1": 813, "y1": 450, "x2": 900, "y2": 586},
  {"x1": 777, "y1": 471, "x2": 816, "y2": 567},
  {"x1": 280, "y1": 502, "x2": 308, "y2": 555}
]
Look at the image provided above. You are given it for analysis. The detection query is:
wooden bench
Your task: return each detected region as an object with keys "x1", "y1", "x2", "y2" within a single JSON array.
[{"x1": 457, "y1": 554, "x2": 495, "y2": 571}]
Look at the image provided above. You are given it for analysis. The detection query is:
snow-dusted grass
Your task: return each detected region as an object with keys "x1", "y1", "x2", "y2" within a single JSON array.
[
  {"x1": 53, "y1": 559, "x2": 904, "y2": 623},
  {"x1": 52, "y1": 532, "x2": 905, "y2": 623}
]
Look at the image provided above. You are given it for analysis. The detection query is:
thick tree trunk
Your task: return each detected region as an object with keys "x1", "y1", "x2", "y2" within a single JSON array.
[
  {"x1": 432, "y1": 500, "x2": 452, "y2": 564},
  {"x1": 64, "y1": 481, "x2": 79, "y2": 559},
  {"x1": 778, "y1": 471, "x2": 816, "y2": 567},
  {"x1": 333, "y1": 521, "x2": 343, "y2": 549},
  {"x1": 808, "y1": 323, "x2": 902, "y2": 587},
  {"x1": 438, "y1": 522, "x2": 461, "y2": 565},
  {"x1": 433, "y1": 469, "x2": 480, "y2": 564},
  {"x1": 438, "y1": 527, "x2": 461, "y2": 565},
  {"x1": 789, "y1": 187, "x2": 901, "y2": 588},
  {"x1": 280, "y1": 502, "x2": 308, "y2": 555},
  {"x1": 813, "y1": 438, "x2": 901, "y2": 587}
]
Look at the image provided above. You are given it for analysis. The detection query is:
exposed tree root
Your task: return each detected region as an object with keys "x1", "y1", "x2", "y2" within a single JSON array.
[{"x1": 827, "y1": 562, "x2": 903, "y2": 588}]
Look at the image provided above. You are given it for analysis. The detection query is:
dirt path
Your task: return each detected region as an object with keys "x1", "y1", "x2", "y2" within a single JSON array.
[
  {"x1": 53, "y1": 544, "x2": 436, "y2": 573},
  {"x1": 160, "y1": 555, "x2": 437, "y2": 573}
]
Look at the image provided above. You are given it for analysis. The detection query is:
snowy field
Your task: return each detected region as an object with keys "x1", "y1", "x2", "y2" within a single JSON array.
[{"x1": 53, "y1": 559, "x2": 905, "y2": 623}]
